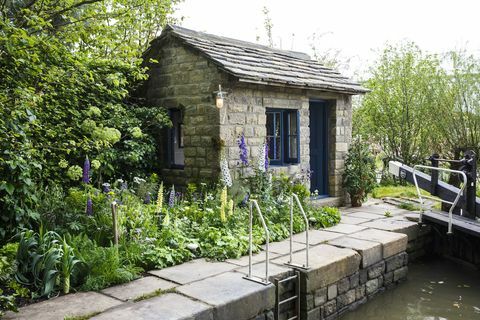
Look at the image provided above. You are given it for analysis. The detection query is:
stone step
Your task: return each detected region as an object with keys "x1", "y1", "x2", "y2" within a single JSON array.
[
  {"x1": 101, "y1": 276, "x2": 177, "y2": 301},
  {"x1": 328, "y1": 236, "x2": 383, "y2": 268},
  {"x1": 349, "y1": 229, "x2": 408, "y2": 258}
]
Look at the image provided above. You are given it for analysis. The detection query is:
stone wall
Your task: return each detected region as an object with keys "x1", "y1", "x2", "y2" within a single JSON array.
[{"x1": 142, "y1": 34, "x2": 228, "y2": 185}]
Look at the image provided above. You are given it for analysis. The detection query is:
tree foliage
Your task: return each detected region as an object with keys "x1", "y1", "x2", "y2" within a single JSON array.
[{"x1": 0, "y1": 0, "x2": 178, "y2": 242}]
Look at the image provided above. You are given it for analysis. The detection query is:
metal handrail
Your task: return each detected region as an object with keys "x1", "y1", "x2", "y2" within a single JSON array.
[
  {"x1": 243, "y1": 199, "x2": 271, "y2": 285},
  {"x1": 285, "y1": 194, "x2": 310, "y2": 270},
  {"x1": 413, "y1": 164, "x2": 467, "y2": 234}
]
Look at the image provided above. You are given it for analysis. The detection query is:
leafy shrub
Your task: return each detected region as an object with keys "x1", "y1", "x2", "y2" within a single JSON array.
[
  {"x1": 1, "y1": 243, "x2": 29, "y2": 316},
  {"x1": 308, "y1": 206, "x2": 341, "y2": 228},
  {"x1": 343, "y1": 138, "x2": 377, "y2": 206}
]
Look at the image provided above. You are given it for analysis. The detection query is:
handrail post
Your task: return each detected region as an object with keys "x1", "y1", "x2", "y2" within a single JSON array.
[
  {"x1": 243, "y1": 199, "x2": 270, "y2": 285},
  {"x1": 285, "y1": 193, "x2": 310, "y2": 270},
  {"x1": 412, "y1": 164, "x2": 468, "y2": 235}
]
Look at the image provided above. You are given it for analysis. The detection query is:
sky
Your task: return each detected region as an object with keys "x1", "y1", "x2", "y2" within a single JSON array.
[{"x1": 173, "y1": 0, "x2": 480, "y2": 77}]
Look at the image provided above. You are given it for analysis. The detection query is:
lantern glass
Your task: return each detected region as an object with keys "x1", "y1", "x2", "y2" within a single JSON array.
[{"x1": 216, "y1": 93, "x2": 224, "y2": 109}]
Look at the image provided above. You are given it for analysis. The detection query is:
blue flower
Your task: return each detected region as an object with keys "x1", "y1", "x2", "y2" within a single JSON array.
[
  {"x1": 144, "y1": 192, "x2": 151, "y2": 204},
  {"x1": 264, "y1": 141, "x2": 269, "y2": 170},
  {"x1": 168, "y1": 186, "x2": 175, "y2": 208},
  {"x1": 102, "y1": 183, "x2": 111, "y2": 193},
  {"x1": 82, "y1": 156, "x2": 90, "y2": 184},
  {"x1": 86, "y1": 197, "x2": 93, "y2": 216},
  {"x1": 237, "y1": 134, "x2": 248, "y2": 165}
]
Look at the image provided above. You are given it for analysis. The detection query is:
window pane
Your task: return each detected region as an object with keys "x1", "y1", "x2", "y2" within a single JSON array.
[
  {"x1": 275, "y1": 113, "x2": 281, "y2": 136},
  {"x1": 289, "y1": 136, "x2": 297, "y2": 159},
  {"x1": 288, "y1": 112, "x2": 297, "y2": 135},
  {"x1": 266, "y1": 113, "x2": 274, "y2": 136},
  {"x1": 275, "y1": 137, "x2": 281, "y2": 160}
]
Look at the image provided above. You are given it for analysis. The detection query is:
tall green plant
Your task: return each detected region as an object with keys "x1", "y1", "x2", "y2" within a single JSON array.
[{"x1": 342, "y1": 138, "x2": 377, "y2": 207}]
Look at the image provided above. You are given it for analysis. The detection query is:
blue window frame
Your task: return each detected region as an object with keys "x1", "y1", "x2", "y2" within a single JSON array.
[{"x1": 266, "y1": 108, "x2": 300, "y2": 165}]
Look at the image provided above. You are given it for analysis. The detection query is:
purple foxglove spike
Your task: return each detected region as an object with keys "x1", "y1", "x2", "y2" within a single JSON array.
[
  {"x1": 86, "y1": 197, "x2": 93, "y2": 216},
  {"x1": 168, "y1": 186, "x2": 175, "y2": 208},
  {"x1": 82, "y1": 157, "x2": 90, "y2": 184},
  {"x1": 264, "y1": 142, "x2": 269, "y2": 170}
]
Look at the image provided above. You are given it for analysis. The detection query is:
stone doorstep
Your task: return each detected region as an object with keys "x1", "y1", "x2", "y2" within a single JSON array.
[
  {"x1": 176, "y1": 271, "x2": 275, "y2": 320},
  {"x1": 349, "y1": 229, "x2": 408, "y2": 258},
  {"x1": 90, "y1": 293, "x2": 213, "y2": 320},
  {"x1": 271, "y1": 244, "x2": 361, "y2": 292},
  {"x1": 291, "y1": 229, "x2": 344, "y2": 245},
  {"x1": 4, "y1": 292, "x2": 123, "y2": 320},
  {"x1": 226, "y1": 251, "x2": 280, "y2": 267},
  {"x1": 147, "y1": 258, "x2": 237, "y2": 285},
  {"x1": 360, "y1": 219, "x2": 420, "y2": 241},
  {"x1": 325, "y1": 223, "x2": 368, "y2": 234},
  {"x1": 100, "y1": 276, "x2": 177, "y2": 301},
  {"x1": 327, "y1": 236, "x2": 383, "y2": 268}
]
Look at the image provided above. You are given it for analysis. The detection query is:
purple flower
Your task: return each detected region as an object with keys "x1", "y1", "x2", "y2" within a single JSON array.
[
  {"x1": 82, "y1": 157, "x2": 90, "y2": 184},
  {"x1": 144, "y1": 192, "x2": 151, "y2": 204},
  {"x1": 237, "y1": 134, "x2": 248, "y2": 165},
  {"x1": 241, "y1": 193, "x2": 250, "y2": 207},
  {"x1": 121, "y1": 181, "x2": 128, "y2": 190},
  {"x1": 264, "y1": 141, "x2": 269, "y2": 170},
  {"x1": 102, "y1": 183, "x2": 111, "y2": 193},
  {"x1": 168, "y1": 186, "x2": 175, "y2": 208},
  {"x1": 86, "y1": 197, "x2": 93, "y2": 216}
]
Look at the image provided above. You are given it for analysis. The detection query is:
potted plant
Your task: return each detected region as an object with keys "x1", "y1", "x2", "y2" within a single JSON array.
[{"x1": 342, "y1": 137, "x2": 377, "y2": 207}]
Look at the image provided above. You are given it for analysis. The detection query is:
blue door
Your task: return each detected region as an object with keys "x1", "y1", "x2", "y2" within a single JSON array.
[{"x1": 309, "y1": 101, "x2": 329, "y2": 196}]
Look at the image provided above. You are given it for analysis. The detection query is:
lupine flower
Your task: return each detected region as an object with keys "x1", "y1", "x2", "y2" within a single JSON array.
[
  {"x1": 228, "y1": 199, "x2": 234, "y2": 216},
  {"x1": 220, "y1": 186, "x2": 227, "y2": 222},
  {"x1": 82, "y1": 156, "x2": 90, "y2": 184},
  {"x1": 102, "y1": 183, "x2": 111, "y2": 193},
  {"x1": 121, "y1": 181, "x2": 128, "y2": 191},
  {"x1": 156, "y1": 182, "x2": 164, "y2": 213},
  {"x1": 168, "y1": 185, "x2": 175, "y2": 208},
  {"x1": 85, "y1": 197, "x2": 93, "y2": 216},
  {"x1": 144, "y1": 192, "x2": 151, "y2": 204},
  {"x1": 220, "y1": 158, "x2": 232, "y2": 187},
  {"x1": 237, "y1": 134, "x2": 248, "y2": 165}
]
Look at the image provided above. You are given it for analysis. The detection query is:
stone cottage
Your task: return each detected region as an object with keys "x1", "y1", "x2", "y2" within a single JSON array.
[{"x1": 141, "y1": 25, "x2": 367, "y2": 203}]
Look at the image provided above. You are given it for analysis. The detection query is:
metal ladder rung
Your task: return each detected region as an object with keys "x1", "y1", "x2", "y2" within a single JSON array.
[
  {"x1": 278, "y1": 295, "x2": 299, "y2": 305},
  {"x1": 286, "y1": 316, "x2": 298, "y2": 320}
]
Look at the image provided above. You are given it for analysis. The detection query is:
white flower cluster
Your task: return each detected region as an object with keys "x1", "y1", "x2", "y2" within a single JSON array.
[
  {"x1": 257, "y1": 143, "x2": 267, "y2": 172},
  {"x1": 220, "y1": 157, "x2": 232, "y2": 187}
]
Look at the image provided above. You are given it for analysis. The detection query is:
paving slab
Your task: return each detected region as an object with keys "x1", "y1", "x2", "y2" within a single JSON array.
[
  {"x1": 292, "y1": 229, "x2": 343, "y2": 245},
  {"x1": 101, "y1": 276, "x2": 177, "y2": 301},
  {"x1": 272, "y1": 244, "x2": 361, "y2": 291},
  {"x1": 338, "y1": 215, "x2": 370, "y2": 225},
  {"x1": 344, "y1": 211, "x2": 386, "y2": 220},
  {"x1": 360, "y1": 219, "x2": 420, "y2": 241},
  {"x1": 177, "y1": 271, "x2": 275, "y2": 320},
  {"x1": 226, "y1": 251, "x2": 280, "y2": 266},
  {"x1": 148, "y1": 258, "x2": 237, "y2": 284},
  {"x1": 4, "y1": 292, "x2": 122, "y2": 320},
  {"x1": 91, "y1": 293, "x2": 213, "y2": 320},
  {"x1": 325, "y1": 223, "x2": 368, "y2": 234},
  {"x1": 328, "y1": 236, "x2": 382, "y2": 268},
  {"x1": 235, "y1": 259, "x2": 293, "y2": 282},
  {"x1": 264, "y1": 238, "x2": 306, "y2": 254},
  {"x1": 350, "y1": 228, "x2": 408, "y2": 258}
]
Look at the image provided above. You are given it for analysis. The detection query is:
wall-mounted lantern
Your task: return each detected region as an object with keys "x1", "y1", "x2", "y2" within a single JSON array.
[{"x1": 215, "y1": 84, "x2": 227, "y2": 109}]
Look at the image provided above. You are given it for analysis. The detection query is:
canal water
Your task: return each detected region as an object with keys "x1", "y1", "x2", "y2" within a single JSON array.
[{"x1": 340, "y1": 257, "x2": 480, "y2": 320}]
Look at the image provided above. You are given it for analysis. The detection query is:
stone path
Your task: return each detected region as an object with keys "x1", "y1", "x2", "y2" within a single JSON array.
[{"x1": 5, "y1": 200, "x2": 421, "y2": 320}]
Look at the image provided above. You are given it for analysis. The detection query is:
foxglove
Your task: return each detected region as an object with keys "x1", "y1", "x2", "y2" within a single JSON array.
[
  {"x1": 220, "y1": 186, "x2": 227, "y2": 222},
  {"x1": 264, "y1": 140, "x2": 269, "y2": 170},
  {"x1": 257, "y1": 143, "x2": 266, "y2": 172},
  {"x1": 85, "y1": 197, "x2": 93, "y2": 216},
  {"x1": 237, "y1": 133, "x2": 248, "y2": 165},
  {"x1": 82, "y1": 156, "x2": 90, "y2": 184},
  {"x1": 228, "y1": 199, "x2": 234, "y2": 216}
]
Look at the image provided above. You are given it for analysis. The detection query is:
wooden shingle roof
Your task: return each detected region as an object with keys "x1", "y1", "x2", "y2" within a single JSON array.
[{"x1": 157, "y1": 25, "x2": 368, "y2": 95}]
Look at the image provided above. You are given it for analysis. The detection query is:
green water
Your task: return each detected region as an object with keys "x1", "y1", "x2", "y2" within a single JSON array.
[{"x1": 340, "y1": 258, "x2": 480, "y2": 320}]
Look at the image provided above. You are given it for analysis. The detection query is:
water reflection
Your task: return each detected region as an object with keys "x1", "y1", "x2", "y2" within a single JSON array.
[{"x1": 340, "y1": 257, "x2": 480, "y2": 320}]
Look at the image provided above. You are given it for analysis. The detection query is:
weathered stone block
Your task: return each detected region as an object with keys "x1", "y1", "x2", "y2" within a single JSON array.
[
  {"x1": 385, "y1": 253, "x2": 407, "y2": 272},
  {"x1": 337, "y1": 278, "x2": 350, "y2": 294},
  {"x1": 351, "y1": 229, "x2": 408, "y2": 258},
  {"x1": 367, "y1": 261, "x2": 385, "y2": 279},
  {"x1": 359, "y1": 269, "x2": 368, "y2": 284},
  {"x1": 360, "y1": 219, "x2": 420, "y2": 241},
  {"x1": 336, "y1": 289, "x2": 356, "y2": 309},
  {"x1": 349, "y1": 272, "x2": 359, "y2": 288},
  {"x1": 355, "y1": 285, "x2": 366, "y2": 300},
  {"x1": 365, "y1": 279, "x2": 379, "y2": 295},
  {"x1": 177, "y1": 272, "x2": 275, "y2": 320},
  {"x1": 328, "y1": 236, "x2": 383, "y2": 268},
  {"x1": 327, "y1": 284, "x2": 337, "y2": 300},
  {"x1": 306, "y1": 307, "x2": 320, "y2": 320},
  {"x1": 100, "y1": 276, "x2": 176, "y2": 301},
  {"x1": 394, "y1": 266, "x2": 408, "y2": 282},
  {"x1": 314, "y1": 287, "x2": 327, "y2": 307},
  {"x1": 322, "y1": 300, "x2": 337, "y2": 317}
]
